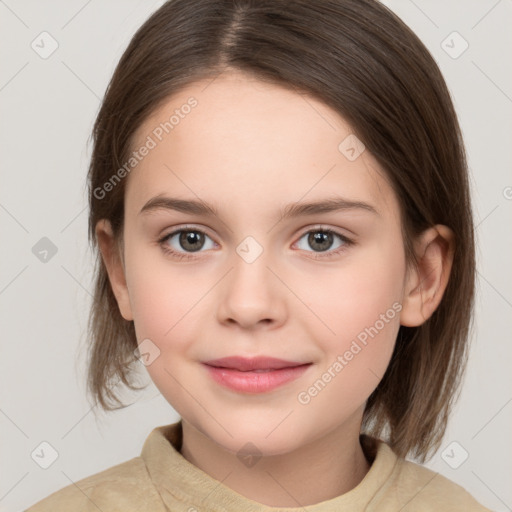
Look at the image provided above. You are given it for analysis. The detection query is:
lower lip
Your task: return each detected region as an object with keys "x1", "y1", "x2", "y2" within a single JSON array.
[{"x1": 203, "y1": 363, "x2": 312, "y2": 393}]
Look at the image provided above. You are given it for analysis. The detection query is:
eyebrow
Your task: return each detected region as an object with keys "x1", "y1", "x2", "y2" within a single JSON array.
[{"x1": 139, "y1": 195, "x2": 379, "y2": 219}]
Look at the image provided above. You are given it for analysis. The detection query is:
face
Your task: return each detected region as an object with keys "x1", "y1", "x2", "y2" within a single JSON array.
[{"x1": 108, "y1": 71, "x2": 410, "y2": 456}]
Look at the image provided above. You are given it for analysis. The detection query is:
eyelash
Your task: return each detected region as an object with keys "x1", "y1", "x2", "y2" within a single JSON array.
[{"x1": 157, "y1": 226, "x2": 354, "y2": 261}]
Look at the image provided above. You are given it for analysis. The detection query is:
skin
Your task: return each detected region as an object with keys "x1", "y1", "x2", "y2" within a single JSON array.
[{"x1": 96, "y1": 70, "x2": 454, "y2": 507}]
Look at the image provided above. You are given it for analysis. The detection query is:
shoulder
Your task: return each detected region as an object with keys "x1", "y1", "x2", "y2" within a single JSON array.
[
  {"x1": 25, "y1": 456, "x2": 164, "y2": 512},
  {"x1": 387, "y1": 454, "x2": 493, "y2": 511}
]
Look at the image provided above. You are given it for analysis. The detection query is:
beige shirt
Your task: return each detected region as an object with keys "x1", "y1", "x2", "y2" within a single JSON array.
[{"x1": 26, "y1": 420, "x2": 492, "y2": 511}]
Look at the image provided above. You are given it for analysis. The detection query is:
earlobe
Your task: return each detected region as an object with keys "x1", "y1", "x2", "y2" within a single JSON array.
[
  {"x1": 95, "y1": 219, "x2": 134, "y2": 321},
  {"x1": 400, "y1": 225, "x2": 455, "y2": 327}
]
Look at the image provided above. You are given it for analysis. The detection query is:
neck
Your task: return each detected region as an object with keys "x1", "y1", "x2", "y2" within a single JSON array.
[{"x1": 179, "y1": 417, "x2": 371, "y2": 508}]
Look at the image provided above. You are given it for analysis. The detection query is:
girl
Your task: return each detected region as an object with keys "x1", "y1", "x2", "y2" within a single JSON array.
[{"x1": 27, "y1": 0, "x2": 493, "y2": 510}]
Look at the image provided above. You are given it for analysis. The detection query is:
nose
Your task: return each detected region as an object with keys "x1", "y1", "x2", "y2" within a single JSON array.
[{"x1": 215, "y1": 248, "x2": 287, "y2": 330}]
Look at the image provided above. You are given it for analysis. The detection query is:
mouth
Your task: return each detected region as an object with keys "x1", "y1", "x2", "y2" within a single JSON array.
[
  {"x1": 202, "y1": 355, "x2": 311, "y2": 372},
  {"x1": 201, "y1": 356, "x2": 313, "y2": 393}
]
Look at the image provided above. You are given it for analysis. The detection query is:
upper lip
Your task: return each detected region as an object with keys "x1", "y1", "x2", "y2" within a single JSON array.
[{"x1": 203, "y1": 356, "x2": 311, "y2": 371}]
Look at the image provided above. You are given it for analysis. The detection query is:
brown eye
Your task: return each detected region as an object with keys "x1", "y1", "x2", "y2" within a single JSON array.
[
  {"x1": 178, "y1": 230, "x2": 205, "y2": 252},
  {"x1": 296, "y1": 229, "x2": 349, "y2": 254},
  {"x1": 160, "y1": 228, "x2": 216, "y2": 255},
  {"x1": 308, "y1": 231, "x2": 334, "y2": 252}
]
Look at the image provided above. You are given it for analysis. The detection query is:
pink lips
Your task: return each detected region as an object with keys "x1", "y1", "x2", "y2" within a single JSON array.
[{"x1": 202, "y1": 356, "x2": 312, "y2": 393}]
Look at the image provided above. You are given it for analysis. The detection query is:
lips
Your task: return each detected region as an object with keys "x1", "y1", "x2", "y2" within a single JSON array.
[
  {"x1": 202, "y1": 357, "x2": 313, "y2": 393},
  {"x1": 203, "y1": 356, "x2": 310, "y2": 372}
]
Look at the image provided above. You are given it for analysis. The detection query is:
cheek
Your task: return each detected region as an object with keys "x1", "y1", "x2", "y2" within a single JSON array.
[
  {"x1": 123, "y1": 245, "x2": 213, "y2": 409},
  {"x1": 124, "y1": 243, "x2": 209, "y2": 346},
  {"x1": 310, "y1": 240, "x2": 405, "y2": 336},
  {"x1": 302, "y1": 241, "x2": 405, "y2": 392}
]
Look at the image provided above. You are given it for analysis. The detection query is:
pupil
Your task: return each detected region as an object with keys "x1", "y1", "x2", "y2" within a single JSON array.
[
  {"x1": 180, "y1": 231, "x2": 203, "y2": 252},
  {"x1": 309, "y1": 231, "x2": 332, "y2": 252}
]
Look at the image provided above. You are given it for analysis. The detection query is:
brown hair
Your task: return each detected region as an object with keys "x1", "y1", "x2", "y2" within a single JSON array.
[{"x1": 85, "y1": 0, "x2": 475, "y2": 462}]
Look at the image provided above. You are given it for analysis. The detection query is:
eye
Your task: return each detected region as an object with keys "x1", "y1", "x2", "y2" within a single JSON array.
[
  {"x1": 158, "y1": 227, "x2": 216, "y2": 260},
  {"x1": 294, "y1": 228, "x2": 353, "y2": 259},
  {"x1": 158, "y1": 226, "x2": 354, "y2": 261}
]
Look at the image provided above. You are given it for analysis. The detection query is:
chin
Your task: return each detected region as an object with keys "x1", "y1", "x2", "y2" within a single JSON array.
[
  {"x1": 226, "y1": 434, "x2": 298, "y2": 458},
  {"x1": 206, "y1": 420, "x2": 306, "y2": 458}
]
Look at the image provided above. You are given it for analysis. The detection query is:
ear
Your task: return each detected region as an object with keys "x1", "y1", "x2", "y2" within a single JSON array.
[
  {"x1": 400, "y1": 225, "x2": 455, "y2": 327},
  {"x1": 95, "y1": 219, "x2": 134, "y2": 321}
]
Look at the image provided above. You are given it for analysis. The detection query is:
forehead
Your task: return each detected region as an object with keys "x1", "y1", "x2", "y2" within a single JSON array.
[{"x1": 127, "y1": 71, "x2": 399, "y2": 222}]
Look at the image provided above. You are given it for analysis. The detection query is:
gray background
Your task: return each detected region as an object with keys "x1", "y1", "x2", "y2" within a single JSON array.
[{"x1": 1, "y1": 1, "x2": 511, "y2": 511}]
